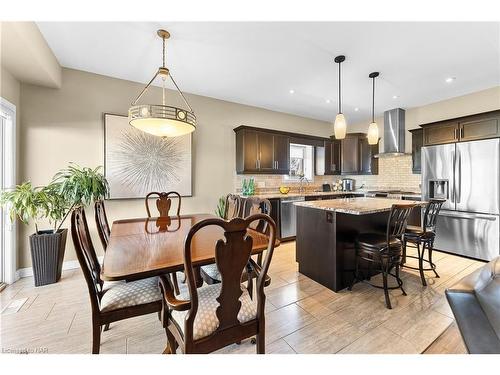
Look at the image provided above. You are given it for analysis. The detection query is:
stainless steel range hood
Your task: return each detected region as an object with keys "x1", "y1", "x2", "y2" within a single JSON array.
[{"x1": 375, "y1": 108, "x2": 409, "y2": 158}]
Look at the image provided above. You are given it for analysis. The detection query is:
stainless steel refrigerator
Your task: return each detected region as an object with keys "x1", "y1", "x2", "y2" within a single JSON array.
[{"x1": 422, "y1": 138, "x2": 500, "y2": 261}]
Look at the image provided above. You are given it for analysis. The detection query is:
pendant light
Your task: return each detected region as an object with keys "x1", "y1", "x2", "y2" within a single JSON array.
[
  {"x1": 128, "y1": 29, "x2": 196, "y2": 137},
  {"x1": 367, "y1": 72, "x2": 380, "y2": 145},
  {"x1": 333, "y1": 55, "x2": 347, "y2": 139}
]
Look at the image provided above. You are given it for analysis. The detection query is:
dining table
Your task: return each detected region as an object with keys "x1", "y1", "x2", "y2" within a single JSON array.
[{"x1": 101, "y1": 213, "x2": 278, "y2": 282}]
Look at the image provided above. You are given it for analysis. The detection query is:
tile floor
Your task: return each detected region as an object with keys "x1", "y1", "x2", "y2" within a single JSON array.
[{"x1": 0, "y1": 241, "x2": 482, "y2": 354}]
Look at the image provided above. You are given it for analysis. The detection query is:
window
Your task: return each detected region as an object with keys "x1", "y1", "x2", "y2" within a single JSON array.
[{"x1": 286, "y1": 143, "x2": 313, "y2": 181}]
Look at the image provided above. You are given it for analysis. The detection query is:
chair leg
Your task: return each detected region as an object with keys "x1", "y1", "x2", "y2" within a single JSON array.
[
  {"x1": 401, "y1": 239, "x2": 407, "y2": 266},
  {"x1": 92, "y1": 321, "x2": 101, "y2": 354},
  {"x1": 103, "y1": 323, "x2": 110, "y2": 331},
  {"x1": 429, "y1": 240, "x2": 440, "y2": 278},
  {"x1": 164, "y1": 328, "x2": 177, "y2": 354},
  {"x1": 382, "y1": 259, "x2": 392, "y2": 309},
  {"x1": 171, "y1": 272, "x2": 180, "y2": 295},
  {"x1": 417, "y1": 242, "x2": 427, "y2": 286},
  {"x1": 256, "y1": 332, "x2": 265, "y2": 354},
  {"x1": 395, "y1": 259, "x2": 406, "y2": 296}
]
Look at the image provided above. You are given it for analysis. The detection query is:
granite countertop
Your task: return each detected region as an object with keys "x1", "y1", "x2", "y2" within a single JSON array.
[
  {"x1": 294, "y1": 197, "x2": 425, "y2": 215},
  {"x1": 238, "y1": 191, "x2": 365, "y2": 199}
]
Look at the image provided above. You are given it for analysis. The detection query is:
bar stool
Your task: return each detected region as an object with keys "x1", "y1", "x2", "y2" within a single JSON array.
[
  {"x1": 349, "y1": 204, "x2": 416, "y2": 309},
  {"x1": 402, "y1": 199, "x2": 446, "y2": 286}
]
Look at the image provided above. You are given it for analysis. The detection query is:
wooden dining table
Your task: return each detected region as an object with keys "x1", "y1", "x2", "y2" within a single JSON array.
[{"x1": 101, "y1": 213, "x2": 277, "y2": 281}]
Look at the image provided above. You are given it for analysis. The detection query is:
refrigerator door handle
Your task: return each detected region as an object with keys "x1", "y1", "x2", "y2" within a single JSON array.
[
  {"x1": 457, "y1": 150, "x2": 462, "y2": 203},
  {"x1": 439, "y1": 211, "x2": 498, "y2": 221},
  {"x1": 451, "y1": 149, "x2": 456, "y2": 203}
]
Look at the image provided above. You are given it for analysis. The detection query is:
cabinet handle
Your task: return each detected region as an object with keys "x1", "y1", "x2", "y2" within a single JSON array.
[
  {"x1": 460, "y1": 127, "x2": 464, "y2": 139},
  {"x1": 454, "y1": 128, "x2": 458, "y2": 140},
  {"x1": 276, "y1": 161, "x2": 279, "y2": 169},
  {"x1": 255, "y1": 160, "x2": 258, "y2": 169}
]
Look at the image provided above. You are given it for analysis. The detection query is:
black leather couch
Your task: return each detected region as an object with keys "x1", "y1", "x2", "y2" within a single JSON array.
[{"x1": 446, "y1": 256, "x2": 500, "y2": 354}]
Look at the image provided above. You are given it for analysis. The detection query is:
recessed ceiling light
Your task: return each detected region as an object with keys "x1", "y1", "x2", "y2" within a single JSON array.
[
  {"x1": 445, "y1": 77, "x2": 456, "y2": 83},
  {"x1": 326, "y1": 99, "x2": 331, "y2": 104},
  {"x1": 289, "y1": 89, "x2": 295, "y2": 94},
  {"x1": 354, "y1": 107, "x2": 359, "y2": 112},
  {"x1": 392, "y1": 95, "x2": 399, "y2": 99}
]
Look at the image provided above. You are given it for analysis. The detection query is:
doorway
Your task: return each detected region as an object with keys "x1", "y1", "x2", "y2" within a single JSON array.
[{"x1": 1, "y1": 97, "x2": 17, "y2": 287}]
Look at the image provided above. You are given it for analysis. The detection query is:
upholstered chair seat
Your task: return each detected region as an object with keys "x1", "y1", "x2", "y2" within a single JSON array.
[
  {"x1": 171, "y1": 283, "x2": 257, "y2": 340},
  {"x1": 200, "y1": 264, "x2": 221, "y2": 282},
  {"x1": 100, "y1": 277, "x2": 161, "y2": 313}
]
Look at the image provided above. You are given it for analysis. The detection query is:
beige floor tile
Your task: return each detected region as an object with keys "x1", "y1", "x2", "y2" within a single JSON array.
[
  {"x1": 284, "y1": 313, "x2": 364, "y2": 353},
  {"x1": 339, "y1": 326, "x2": 418, "y2": 354},
  {"x1": 265, "y1": 304, "x2": 317, "y2": 344}
]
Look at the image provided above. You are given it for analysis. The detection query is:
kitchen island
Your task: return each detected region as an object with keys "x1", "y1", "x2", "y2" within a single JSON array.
[{"x1": 294, "y1": 197, "x2": 424, "y2": 292}]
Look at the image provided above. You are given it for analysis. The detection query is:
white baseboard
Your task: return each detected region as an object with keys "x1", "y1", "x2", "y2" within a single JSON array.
[{"x1": 15, "y1": 256, "x2": 104, "y2": 281}]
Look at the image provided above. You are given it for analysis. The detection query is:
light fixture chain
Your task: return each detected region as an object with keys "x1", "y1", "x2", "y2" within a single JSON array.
[{"x1": 162, "y1": 35, "x2": 166, "y2": 68}]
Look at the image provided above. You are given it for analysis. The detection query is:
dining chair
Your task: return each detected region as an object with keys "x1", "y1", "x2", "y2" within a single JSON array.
[
  {"x1": 200, "y1": 196, "x2": 272, "y2": 284},
  {"x1": 94, "y1": 200, "x2": 110, "y2": 251},
  {"x1": 145, "y1": 191, "x2": 181, "y2": 218},
  {"x1": 71, "y1": 207, "x2": 163, "y2": 354},
  {"x1": 145, "y1": 191, "x2": 182, "y2": 294},
  {"x1": 158, "y1": 213, "x2": 277, "y2": 354},
  {"x1": 349, "y1": 203, "x2": 416, "y2": 309},
  {"x1": 402, "y1": 198, "x2": 446, "y2": 286}
]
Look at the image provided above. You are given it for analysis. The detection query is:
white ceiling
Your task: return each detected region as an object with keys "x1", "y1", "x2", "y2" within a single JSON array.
[{"x1": 37, "y1": 22, "x2": 500, "y2": 124}]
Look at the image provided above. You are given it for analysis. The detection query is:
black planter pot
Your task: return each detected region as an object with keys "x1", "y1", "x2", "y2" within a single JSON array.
[{"x1": 29, "y1": 229, "x2": 68, "y2": 287}]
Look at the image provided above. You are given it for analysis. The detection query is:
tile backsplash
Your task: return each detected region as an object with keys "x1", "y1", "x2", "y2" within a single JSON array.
[{"x1": 235, "y1": 155, "x2": 421, "y2": 194}]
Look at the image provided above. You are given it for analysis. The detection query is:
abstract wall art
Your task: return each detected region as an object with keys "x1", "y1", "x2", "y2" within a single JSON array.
[{"x1": 104, "y1": 113, "x2": 192, "y2": 199}]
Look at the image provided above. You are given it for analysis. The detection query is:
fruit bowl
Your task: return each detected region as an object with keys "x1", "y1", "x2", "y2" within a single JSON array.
[{"x1": 279, "y1": 186, "x2": 290, "y2": 194}]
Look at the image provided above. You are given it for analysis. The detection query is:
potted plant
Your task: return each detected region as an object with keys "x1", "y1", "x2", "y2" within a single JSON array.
[
  {"x1": 0, "y1": 164, "x2": 109, "y2": 287},
  {"x1": 0, "y1": 182, "x2": 69, "y2": 286}
]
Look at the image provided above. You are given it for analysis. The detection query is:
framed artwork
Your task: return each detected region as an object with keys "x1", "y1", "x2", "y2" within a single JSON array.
[{"x1": 104, "y1": 113, "x2": 192, "y2": 199}]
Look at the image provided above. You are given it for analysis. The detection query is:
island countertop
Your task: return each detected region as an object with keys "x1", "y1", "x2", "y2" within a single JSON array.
[{"x1": 294, "y1": 197, "x2": 425, "y2": 215}]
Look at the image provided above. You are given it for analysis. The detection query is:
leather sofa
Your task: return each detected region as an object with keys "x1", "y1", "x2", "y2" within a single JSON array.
[{"x1": 445, "y1": 256, "x2": 500, "y2": 354}]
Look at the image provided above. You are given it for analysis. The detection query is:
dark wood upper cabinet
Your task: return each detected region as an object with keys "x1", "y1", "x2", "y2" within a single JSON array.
[
  {"x1": 423, "y1": 121, "x2": 459, "y2": 146},
  {"x1": 409, "y1": 128, "x2": 423, "y2": 174},
  {"x1": 235, "y1": 127, "x2": 290, "y2": 174},
  {"x1": 459, "y1": 116, "x2": 500, "y2": 142},
  {"x1": 421, "y1": 110, "x2": 500, "y2": 146},
  {"x1": 340, "y1": 135, "x2": 359, "y2": 174},
  {"x1": 340, "y1": 133, "x2": 378, "y2": 175},
  {"x1": 324, "y1": 140, "x2": 342, "y2": 175}
]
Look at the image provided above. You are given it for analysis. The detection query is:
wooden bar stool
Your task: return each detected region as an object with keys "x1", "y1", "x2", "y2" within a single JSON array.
[
  {"x1": 349, "y1": 204, "x2": 415, "y2": 309},
  {"x1": 402, "y1": 199, "x2": 446, "y2": 286}
]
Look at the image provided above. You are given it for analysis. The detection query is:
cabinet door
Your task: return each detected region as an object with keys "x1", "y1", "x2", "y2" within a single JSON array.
[
  {"x1": 341, "y1": 136, "x2": 359, "y2": 174},
  {"x1": 324, "y1": 141, "x2": 333, "y2": 175},
  {"x1": 241, "y1": 130, "x2": 259, "y2": 173},
  {"x1": 257, "y1": 132, "x2": 274, "y2": 171},
  {"x1": 411, "y1": 129, "x2": 423, "y2": 174},
  {"x1": 423, "y1": 122, "x2": 459, "y2": 146},
  {"x1": 359, "y1": 138, "x2": 372, "y2": 174},
  {"x1": 273, "y1": 134, "x2": 290, "y2": 173},
  {"x1": 460, "y1": 117, "x2": 500, "y2": 142},
  {"x1": 330, "y1": 140, "x2": 342, "y2": 174}
]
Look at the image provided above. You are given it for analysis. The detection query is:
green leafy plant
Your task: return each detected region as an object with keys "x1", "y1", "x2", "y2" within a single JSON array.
[
  {"x1": 0, "y1": 182, "x2": 69, "y2": 234},
  {"x1": 215, "y1": 196, "x2": 226, "y2": 218},
  {"x1": 51, "y1": 163, "x2": 110, "y2": 231}
]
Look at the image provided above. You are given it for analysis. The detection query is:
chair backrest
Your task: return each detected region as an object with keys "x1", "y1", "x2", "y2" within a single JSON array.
[
  {"x1": 387, "y1": 203, "x2": 416, "y2": 243},
  {"x1": 71, "y1": 207, "x2": 103, "y2": 312},
  {"x1": 423, "y1": 199, "x2": 446, "y2": 232},
  {"x1": 224, "y1": 194, "x2": 243, "y2": 220},
  {"x1": 182, "y1": 214, "x2": 276, "y2": 341},
  {"x1": 94, "y1": 200, "x2": 110, "y2": 251},
  {"x1": 241, "y1": 197, "x2": 272, "y2": 233},
  {"x1": 145, "y1": 191, "x2": 181, "y2": 217}
]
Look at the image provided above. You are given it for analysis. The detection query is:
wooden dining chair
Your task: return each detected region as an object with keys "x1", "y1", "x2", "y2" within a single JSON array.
[
  {"x1": 145, "y1": 191, "x2": 181, "y2": 217},
  {"x1": 94, "y1": 200, "x2": 111, "y2": 251},
  {"x1": 158, "y1": 213, "x2": 277, "y2": 354},
  {"x1": 200, "y1": 196, "x2": 272, "y2": 284},
  {"x1": 71, "y1": 207, "x2": 163, "y2": 354}
]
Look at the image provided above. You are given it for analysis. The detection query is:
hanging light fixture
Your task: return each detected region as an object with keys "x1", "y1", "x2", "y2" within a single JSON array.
[
  {"x1": 332, "y1": 55, "x2": 347, "y2": 139},
  {"x1": 128, "y1": 29, "x2": 196, "y2": 137},
  {"x1": 367, "y1": 72, "x2": 380, "y2": 145}
]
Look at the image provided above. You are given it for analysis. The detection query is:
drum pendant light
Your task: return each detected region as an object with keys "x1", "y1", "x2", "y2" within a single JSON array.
[
  {"x1": 333, "y1": 55, "x2": 347, "y2": 140},
  {"x1": 128, "y1": 29, "x2": 196, "y2": 137},
  {"x1": 367, "y1": 72, "x2": 380, "y2": 145}
]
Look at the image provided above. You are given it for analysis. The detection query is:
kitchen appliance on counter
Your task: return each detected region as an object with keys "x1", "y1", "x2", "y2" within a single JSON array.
[
  {"x1": 322, "y1": 183, "x2": 332, "y2": 192},
  {"x1": 280, "y1": 196, "x2": 305, "y2": 239},
  {"x1": 341, "y1": 178, "x2": 355, "y2": 192},
  {"x1": 422, "y1": 138, "x2": 500, "y2": 261}
]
